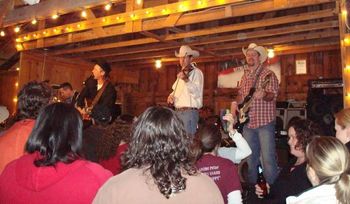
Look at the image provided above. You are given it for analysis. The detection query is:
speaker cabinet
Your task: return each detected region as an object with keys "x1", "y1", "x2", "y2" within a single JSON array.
[
  {"x1": 307, "y1": 78, "x2": 343, "y2": 136},
  {"x1": 276, "y1": 101, "x2": 306, "y2": 132}
]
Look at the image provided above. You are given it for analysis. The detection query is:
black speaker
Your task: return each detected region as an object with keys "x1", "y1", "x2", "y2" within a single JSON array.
[{"x1": 307, "y1": 78, "x2": 343, "y2": 136}]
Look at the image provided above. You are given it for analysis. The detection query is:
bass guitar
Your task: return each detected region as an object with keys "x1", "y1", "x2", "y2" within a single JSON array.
[{"x1": 235, "y1": 74, "x2": 271, "y2": 132}]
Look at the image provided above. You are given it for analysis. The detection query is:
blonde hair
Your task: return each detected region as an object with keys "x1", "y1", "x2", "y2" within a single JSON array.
[
  {"x1": 335, "y1": 108, "x2": 350, "y2": 129},
  {"x1": 306, "y1": 136, "x2": 350, "y2": 204}
]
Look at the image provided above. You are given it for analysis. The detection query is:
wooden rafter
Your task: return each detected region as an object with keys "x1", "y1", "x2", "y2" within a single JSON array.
[
  {"x1": 0, "y1": 0, "x2": 14, "y2": 27},
  {"x1": 19, "y1": 0, "x2": 335, "y2": 51},
  {"x1": 51, "y1": 8, "x2": 337, "y2": 55},
  {"x1": 71, "y1": 20, "x2": 337, "y2": 59},
  {"x1": 2, "y1": 0, "x2": 122, "y2": 27}
]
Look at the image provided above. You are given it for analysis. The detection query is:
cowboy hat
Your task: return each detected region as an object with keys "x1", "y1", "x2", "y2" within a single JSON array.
[
  {"x1": 242, "y1": 43, "x2": 268, "y2": 63},
  {"x1": 175, "y1": 45, "x2": 200, "y2": 58}
]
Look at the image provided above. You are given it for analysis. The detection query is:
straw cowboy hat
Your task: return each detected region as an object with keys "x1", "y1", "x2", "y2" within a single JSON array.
[
  {"x1": 242, "y1": 43, "x2": 268, "y2": 63},
  {"x1": 175, "y1": 45, "x2": 200, "y2": 58},
  {"x1": 0, "y1": 106, "x2": 9, "y2": 123}
]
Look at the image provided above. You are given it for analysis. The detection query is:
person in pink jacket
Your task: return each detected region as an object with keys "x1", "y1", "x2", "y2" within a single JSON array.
[
  {"x1": 0, "y1": 81, "x2": 52, "y2": 174},
  {"x1": 0, "y1": 103, "x2": 112, "y2": 204}
]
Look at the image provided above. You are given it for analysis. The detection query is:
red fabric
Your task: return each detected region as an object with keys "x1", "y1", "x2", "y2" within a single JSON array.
[
  {"x1": 0, "y1": 153, "x2": 112, "y2": 204},
  {"x1": 238, "y1": 65, "x2": 279, "y2": 128},
  {"x1": 99, "y1": 143, "x2": 128, "y2": 175},
  {"x1": 0, "y1": 119, "x2": 35, "y2": 174},
  {"x1": 196, "y1": 154, "x2": 241, "y2": 204}
]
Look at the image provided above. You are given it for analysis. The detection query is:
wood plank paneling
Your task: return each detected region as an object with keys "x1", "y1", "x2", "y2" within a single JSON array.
[{"x1": 0, "y1": 71, "x2": 18, "y2": 114}]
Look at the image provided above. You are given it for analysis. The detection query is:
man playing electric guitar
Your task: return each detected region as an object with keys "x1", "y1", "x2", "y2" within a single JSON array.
[
  {"x1": 76, "y1": 61, "x2": 116, "y2": 123},
  {"x1": 230, "y1": 43, "x2": 279, "y2": 186}
]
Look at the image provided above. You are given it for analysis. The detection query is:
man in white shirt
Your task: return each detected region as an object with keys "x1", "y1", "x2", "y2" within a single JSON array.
[{"x1": 167, "y1": 45, "x2": 204, "y2": 136}]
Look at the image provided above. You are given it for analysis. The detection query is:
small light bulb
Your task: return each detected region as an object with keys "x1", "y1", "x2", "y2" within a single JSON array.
[
  {"x1": 52, "y1": 14, "x2": 59, "y2": 19},
  {"x1": 136, "y1": 0, "x2": 142, "y2": 5},
  {"x1": 267, "y1": 49, "x2": 275, "y2": 59},
  {"x1": 105, "y1": 3, "x2": 112, "y2": 11},
  {"x1": 0, "y1": 31, "x2": 5, "y2": 37},
  {"x1": 31, "y1": 19, "x2": 37, "y2": 25},
  {"x1": 14, "y1": 26, "x2": 20, "y2": 33},
  {"x1": 155, "y1": 59, "x2": 162, "y2": 69},
  {"x1": 81, "y1": 10, "x2": 87, "y2": 18}
]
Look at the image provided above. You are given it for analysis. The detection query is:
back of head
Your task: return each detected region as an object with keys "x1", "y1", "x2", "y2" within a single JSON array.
[
  {"x1": 26, "y1": 102, "x2": 83, "y2": 167},
  {"x1": 123, "y1": 106, "x2": 196, "y2": 198},
  {"x1": 306, "y1": 136, "x2": 350, "y2": 204},
  {"x1": 16, "y1": 81, "x2": 52, "y2": 121},
  {"x1": 335, "y1": 108, "x2": 350, "y2": 129},
  {"x1": 91, "y1": 104, "x2": 112, "y2": 126},
  {"x1": 194, "y1": 124, "x2": 222, "y2": 159}
]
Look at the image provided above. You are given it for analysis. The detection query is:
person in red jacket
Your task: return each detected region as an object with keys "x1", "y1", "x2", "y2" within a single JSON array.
[
  {"x1": 0, "y1": 81, "x2": 52, "y2": 174},
  {"x1": 0, "y1": 103, "x2": 112, "y2": 204}
]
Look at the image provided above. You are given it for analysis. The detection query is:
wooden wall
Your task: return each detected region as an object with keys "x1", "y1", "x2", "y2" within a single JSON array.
[
  {"x1": 120, "y1": 50, "x2": 342, "y2": 116},
  {"x1": 0, "y1": 71, "x2": 19, "y2": 114},
  {"x1": 0, "y1": 49, "x2": 342, "y2": 117},
  {"x1": 18, "y1": 51, "x2": 94, "y2": 89}
]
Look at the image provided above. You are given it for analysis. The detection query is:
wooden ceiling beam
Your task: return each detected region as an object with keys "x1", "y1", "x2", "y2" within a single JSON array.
[
  {"x1": 0, "y1": 0, "x2": 14, "y2": 27},
  {"x1": 74, "y1": 20, "x2": 337, "y2": 59},
  {"x1": 2, "y1": 0, "x2": 123, "y2": 27},
  {"x1": 208, "y1": 30, "x2": 339, "y2": 51},
  {"x1": 117, "y1": 43, "x2": 339, "y2": 67},
  {"x1": 102, "y1": 30, "x2": 339, "y2": 63},
  {"x1": 22, "y1": 0, "x2": 335, "y2": 51},
  {"x1": 50, "y1": 8, "x2": 336, "y2": 55}
]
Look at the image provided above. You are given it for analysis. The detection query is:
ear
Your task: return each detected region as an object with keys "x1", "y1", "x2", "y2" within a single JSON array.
[{"x1": 307, "y1": 166, "x2": 320, "y2": 186}]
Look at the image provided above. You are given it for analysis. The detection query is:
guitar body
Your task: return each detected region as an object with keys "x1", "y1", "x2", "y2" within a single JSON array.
[{"x1": 235, "y1": 74, "x2": 272, "y2": 133}]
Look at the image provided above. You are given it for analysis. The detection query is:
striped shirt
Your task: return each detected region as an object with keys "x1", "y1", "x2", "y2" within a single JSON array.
[{"x1": 238, "y1": 65, "x2": 279, "y2": 128}]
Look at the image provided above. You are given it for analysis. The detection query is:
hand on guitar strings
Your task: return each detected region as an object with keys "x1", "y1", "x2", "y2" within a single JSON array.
[{"x1": 253, "y1": 89, "x2": 265, "y2": 100}]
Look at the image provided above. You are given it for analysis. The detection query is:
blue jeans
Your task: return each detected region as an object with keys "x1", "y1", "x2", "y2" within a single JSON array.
[
  {"x1": 243, "y1": 120, "x2": 278, "y2": 184},
  {"x1": 176, "y1": 109, "x2": 199, "y2": 136}
]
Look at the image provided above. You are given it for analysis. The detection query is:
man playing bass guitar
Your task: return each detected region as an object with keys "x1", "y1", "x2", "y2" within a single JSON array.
[{"x1": 230, "y1": 43, "x2": 279, "y2": 186}]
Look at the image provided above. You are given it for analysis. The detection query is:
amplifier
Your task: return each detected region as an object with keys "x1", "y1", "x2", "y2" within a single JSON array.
[{"x1": 308, "y1": 78, "x2": 343, "y2": 89}]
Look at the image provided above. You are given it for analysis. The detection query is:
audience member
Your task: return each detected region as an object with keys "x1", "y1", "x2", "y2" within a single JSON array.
[
  {"x1": 195, "y1": 124, "x2": 242, "y2": 204},
  {"x1": 83, "y1": 115, "x2": 132, "y2": 175},
  {"x1": 0, "y1": 105, "x2": 9, "y2": 134},
  {"x1": 218, "y1": 113, "x2": 252, "y2": 164},
  {"x1": 0, "y1": 81, "x2": 51, "y2": 174},
  {"x1": 286, "y1": 136, "x2": 350, "y2": 204},
  {"x1": 252, "y1": 119, "x2": 321, "y2": 204},
  {"x1": 93, "y1": 106, "x2": 224, "y2": 204},
  {"x1": 334, "y1": 108, "x2": 350, "y2": 151},
  {"x1": 0, "y1": 103, "x2": 112, "y2": 204}
]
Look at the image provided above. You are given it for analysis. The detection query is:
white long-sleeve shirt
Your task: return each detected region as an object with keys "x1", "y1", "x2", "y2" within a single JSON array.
[
  {"x1": 171, "y1": 65, "x2": 204, "y2": 109},
  {"x1": 218, "y1": 131, "x2": 252, "y2": 164}
]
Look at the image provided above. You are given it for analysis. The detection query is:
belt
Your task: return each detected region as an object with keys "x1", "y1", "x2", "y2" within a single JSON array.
[{"x1": 175, "y1": 107, "x2": 198, "y2": 111}]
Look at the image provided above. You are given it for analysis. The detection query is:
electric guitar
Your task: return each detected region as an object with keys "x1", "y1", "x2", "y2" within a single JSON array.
[{"x1": 235, "y1": 74, "x2": 271, "y2": 132}]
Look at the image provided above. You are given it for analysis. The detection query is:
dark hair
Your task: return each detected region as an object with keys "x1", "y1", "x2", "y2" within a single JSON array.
[
  {"x1": 95, "y1": 120, "x2": 132, "y2": 161},
  {"x1": 26, "y1": 103, "x2": 83, "y2": 167},
  {"x1": 287, "y1": 119, "x2": 322, "y2": 152},
  {"x1": 91, "y1": 104, "x2": 112, "y2": 125},
  {"x1": 95, "y1": 60, "x2": 111, "y2": 76},
  {"x1": 193, "y1": 124, "x2": 222, "y2": 160},
  {"x1": 59, "y1": 82, "x2": 73, "y2": 90},
  {"x1": 16, "y1": 81, "x2": 52, "y2": 121},
  {"x1": 122, "y1": 106, "x2": 197, "y2": 198}
]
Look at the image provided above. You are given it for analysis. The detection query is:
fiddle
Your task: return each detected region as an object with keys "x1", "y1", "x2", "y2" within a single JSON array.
[{"x1": 179, "y1": 64, "x2": 194, "y2": 82}]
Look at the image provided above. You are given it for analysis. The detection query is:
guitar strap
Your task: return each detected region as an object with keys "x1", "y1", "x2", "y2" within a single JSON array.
[{"x1": 90, "y1": 80, "x2": 110, "y2": 108}]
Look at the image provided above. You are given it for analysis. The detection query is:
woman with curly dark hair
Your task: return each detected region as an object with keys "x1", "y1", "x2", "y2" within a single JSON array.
[
  {"x1": 251, "y1": 119, "x2": 322, "y2": 204},
  {"x1": 93, "y1": 106, "x2": 224, "y2": 204}
]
